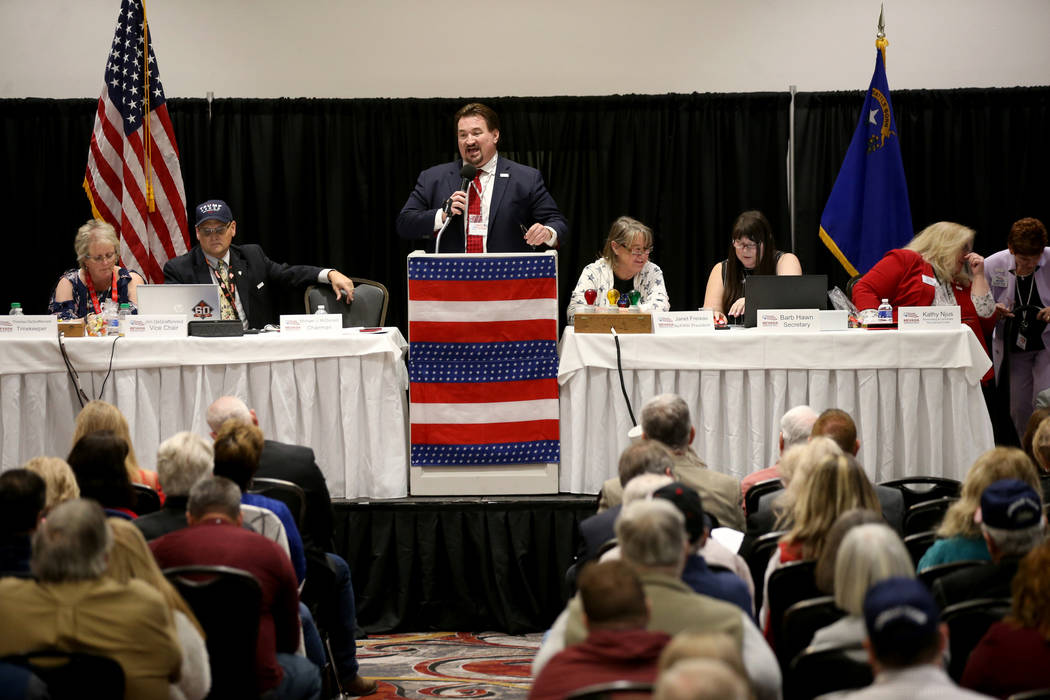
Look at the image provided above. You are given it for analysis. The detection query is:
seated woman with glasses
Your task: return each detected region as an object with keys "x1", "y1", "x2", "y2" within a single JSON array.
[
  {"x1": 48, "y1": 219, "x2": 143, "y2": 319},
  {"x1": 702, "y1": 210, "x2": 802, "y2": 323},
  {"x1": 566, "y1": 216, "x2": 670, "y2": 324}
]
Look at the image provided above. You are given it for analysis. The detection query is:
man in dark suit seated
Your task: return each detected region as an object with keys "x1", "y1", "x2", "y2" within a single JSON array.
[
  {"x1": 163, "y1": 199, "x2": 356, "y2": 329},
  {"x1": 933, "y1": 478, "x2": 1045, "y2": 609},
  {"x1": 134, "y1": 431, "x2": 213, "y2": 541},
  {"x1": 396, "y1": 102, "x2": 569, "y2": 253}
]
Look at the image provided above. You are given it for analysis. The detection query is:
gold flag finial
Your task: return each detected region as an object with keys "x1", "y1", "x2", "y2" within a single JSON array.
[{"x1": 876, "y1": 4, "x2": 889, "y2": 60}]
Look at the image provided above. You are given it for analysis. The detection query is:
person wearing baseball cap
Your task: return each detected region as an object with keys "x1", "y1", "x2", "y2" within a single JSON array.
[{"x1": 162, "y1": 199, "x2": 356, "y2": 329}]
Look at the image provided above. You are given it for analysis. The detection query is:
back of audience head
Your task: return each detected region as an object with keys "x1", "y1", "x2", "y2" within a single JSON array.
[
  {"x1": 616, "y1": 499, "x2": 687, "y2": 572},
  {"x1": 212, "y1": 419, "x2": 265, "y2": 490},
  {"x1": 863, "y1": 577, "x2": 945, "y2": 671},
  {"x1": 655, "y1": 658, "x2": 751, "y2": 700},
  {"x1": 976, "y1": 478, "x2": 1046, "y2": 560},
  {"x1": 0, "y1": 469, "x2": 46, "y2": 539},
  {"x1": 1031, "y1": 416, "x2": 1050, "y2": 473},
  {"x1": 657, "y1": 632, "x2": 748, "y2": 680},
  {"x1": 67, "y1": 430, "x2": 135, "y2": 511},
  {"x1": 939, "y1": 446, "x2": 1040, "y2": 539},
  {"x1": 653, "y1": 482, "x2": 707, "y2": 547},
  {"x1": 623, "y1": 473, "x2": 673, "y2": 506},
  {"x1": 814, "y1": 508, "x2": 885, "y2": 593},
  {"x1": 577, "y1": 559, "x2": 648, "y2": 630},
  {"x1": 1009, "y1": 538, "x2": 1050, "y2": 639},
  {"x1": 187, "y1": 476, "x2": 242, "y2": 524},
  {"x1": 157, "y1": 431, "x2": 213, "y2": 497},
  {"x1": 780, "y1": 405, "x2": 818, "y2": 452},
  {"x1": 31, "y1": 498, "x2": 111, "y2": 582},
  {"x1": 773, "y1": 436, "x2": 844, "y2": 528},
  {"x1": 72, "y1": 400, "x2": 142, "y2": 481},
  {"x1": 833, "y1": 523, "x2": 914, "y2": 616},
  {"x1": 206, "y1": 395, "x2": 254, "y2": 436},
  {"x1": 641, "y1": 394, "x2": 692, "y2": 451},
  {"x1": 811, "y1": 408, "x2": 859, "y2": 455},
  {"x1": 618, "y1": 439, "x2": 675, "y2": 488},
  {"x1": 22, "y1": 456, "x2": 79, "y2": 513}
]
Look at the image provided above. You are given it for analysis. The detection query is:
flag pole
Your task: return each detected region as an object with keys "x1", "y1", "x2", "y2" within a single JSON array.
[
  {"x1": 876, "y1": 4, "x2": 888, "y2": 61},
  {"x1": 142, "y1": 0, "x2": 156, "y2": 213}
]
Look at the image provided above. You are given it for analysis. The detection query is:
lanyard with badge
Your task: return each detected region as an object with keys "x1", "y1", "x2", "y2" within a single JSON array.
[
  {"x1": 1015, "y1": 274, "x2": 1037, "y2": 350},
  {"x1": 85, "y1": 269, "x2": 119, "y2": 315}
]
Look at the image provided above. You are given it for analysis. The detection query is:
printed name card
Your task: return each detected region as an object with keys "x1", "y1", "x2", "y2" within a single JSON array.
[
  {"x1": 652, "y1": 310, "x2": 715, "y2": 334},
  {"x1": 757, "y1": 309, "x2": 820, "y2": 331},
  {"x1": 0, "y1": 315, "x2": 58, "y2": 338},
  {"x1": 280, "y1": 314, "x2": 344, "y2": 334},
  {"x1": 125, "y1": 315, "x2": 189, "y2": 337},
  {"x1": 898, "y1": 306, "x2": 961, "y2": 330}
]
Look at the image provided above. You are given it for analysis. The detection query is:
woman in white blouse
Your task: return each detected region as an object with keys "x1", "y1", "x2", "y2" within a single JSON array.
[{"x1": 566, "y1": 216, "x2": 670, "y2": 324}]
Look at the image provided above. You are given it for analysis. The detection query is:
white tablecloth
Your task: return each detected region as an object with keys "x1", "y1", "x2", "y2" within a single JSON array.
[
  {"x1": 0, "y1": 329, "x2": 410, "y2": 499},
  {"x1": 558, "y1": 326, "x2": 994, "y2": 494}
]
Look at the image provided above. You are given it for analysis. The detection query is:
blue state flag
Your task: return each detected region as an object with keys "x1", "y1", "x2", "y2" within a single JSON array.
[{"x1": 819, "y1": 48, "x2": 912, "y2": 277}]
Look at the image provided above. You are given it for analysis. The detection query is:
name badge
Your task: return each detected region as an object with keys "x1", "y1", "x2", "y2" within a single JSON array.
[
  {"x1": 758, "y1": 309, "x2": 820, "y2": 331},
  {"x1": 898, "y1": 305, "x2": 961, "y2": 329},
  {"x1": 280, "y1": 314, "x2": 343, "y2": 334},
  {"x1": 990, "y1": 272, "x2": 1008, "y2": 287},
  {"x1": 652, "y1": 310, "x2": 715, "y2": 334},
  {"x1": 0, "y1": 315, "x2": 58, "y2": 338},
  {"x1": 921, "y1": 274, "x2": 938, "y2": 287},
  {"x1": 125, "y1": 315, "x2": 188, "y2": 337}
]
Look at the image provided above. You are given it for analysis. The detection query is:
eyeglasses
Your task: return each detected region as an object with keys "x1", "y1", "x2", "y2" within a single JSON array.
[
  {"x1": 617, "y1": 243, "x2": 653, "y2": 258},
  {"x1": 198, "y1": 224, "x2": 230, "y2": 236},
  {"x1": 84, "y1": 251, "x2": 117, "y2": 263},
  {"x1": 732, "y1": 240, "x2": 759, "y2": 251}
]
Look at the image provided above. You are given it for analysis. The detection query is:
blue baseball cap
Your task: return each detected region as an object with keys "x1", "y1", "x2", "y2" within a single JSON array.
[
  {"x1": 864, "y1": 577, "x2": 939, "y2": 654},
  {"x1": 195, "y1": 200, "x2": 234, "y2": 226},
  {"x1": 976, "y1": 478, "x2": 1043, "y2": 530}
]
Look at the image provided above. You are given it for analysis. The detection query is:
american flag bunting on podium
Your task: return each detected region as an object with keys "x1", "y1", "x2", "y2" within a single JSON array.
[
  {"x1": 408, "y1": 254, "x2": 560, "y2": 466},
  {"x1": 84, "y1": 0, "x2": 190, "y2": 284}
]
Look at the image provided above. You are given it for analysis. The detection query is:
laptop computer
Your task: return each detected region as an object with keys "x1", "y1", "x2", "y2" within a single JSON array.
[
  {"x1": 743, "y1": 274, "x2": 829, "y2": 328},
  {"x1": 136, "y1": 284, "x2": 222, "y2": 320}
]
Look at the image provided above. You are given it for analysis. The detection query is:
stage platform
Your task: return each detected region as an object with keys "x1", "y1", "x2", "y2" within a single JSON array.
[{"x1": 332, "y1": 495, "x2": 596, "y2": 634}]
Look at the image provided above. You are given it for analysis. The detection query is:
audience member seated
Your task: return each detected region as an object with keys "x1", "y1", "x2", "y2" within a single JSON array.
[
  {"x1": 22, "y1": 455, "x2": 79, "y2": 515},
  {"x1": 814, "y1": 509, "x2": 884, "y2": 594},
  {"x1": 529, "y1": 560, "x2": 671, "y2": 699},
  {"x1": 1021, "y1": 409, "x2": 1050, "y2": 469},
  {"x1": 0, "y1": 499, "x2": 181, "y2": 700},
  {"x1": 740, "y1": 405, "x2": 818, "y2": 510},
  {"x1": 962, "y1": 538, "x2": 1050, "y2": 696},
  {"x1": 48, "y1": 219, "x2": 143, "y2": 320},
  {"x1": 106, "y1": 517, "x2": 210, "y2": 700},
  {"x1": 72, "y1": 400, "x2": 163, "y2": 495},
  {"x1": 537, "y1": 499, "x2": 781, "y2": 700},
  {"x1": 810, "y1": 523, "x2": 915, "y2": 662},
  {"x1": 135, "y1": 432, "x2": 214, "y2": 541},
  {"x1": 655, "y1": 658, "x2": 751, "y2": 700},
  {"x1": 150, "y1": 477, "x2": 321, "y2": 700},
  {"x1": 846, "y1": 577, "x2": 988, "y2": 699},
  {"x1": 918, "y1": 447, "x2": 1040, "y2": 571},
  {"x1": 748, "y1": 436, "x2": 843, "y2": 534},
  {"x1": 600, "y1": 394, "x2": 744, "y2": 531},
  {"x1": 0, "y1": 469, "x2": 46, "y2": 573},
  {"x1": 933, "y1": 478, "x2": 1046, "y2": 610},
  {"x1": 67, "y1": 430, "x2": 140, "y2": 519},
  {"x1": 656, "y1": 631, "x2": 749, "y2": 680}
]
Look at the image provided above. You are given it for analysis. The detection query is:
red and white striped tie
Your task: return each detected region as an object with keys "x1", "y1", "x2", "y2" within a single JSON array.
[{"x1": 465, "y1": 171, "x2": 484, "y2": 253}]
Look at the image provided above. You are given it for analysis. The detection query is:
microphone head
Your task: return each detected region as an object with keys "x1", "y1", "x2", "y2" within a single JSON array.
[{"x1": 459, "y1": 163, "x2": 477, "y2": 180}]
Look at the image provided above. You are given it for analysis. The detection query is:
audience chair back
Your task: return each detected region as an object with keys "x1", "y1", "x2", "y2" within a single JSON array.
[
  {"x1": 248, "y1": 478, "x2": 308, "y2": 534},
  {"x1": 745, "y1": 478, "x2": 784, "y2": 515},
  {"x1": 304, "y1": 278, "x2": 389, "y2": 327},
  {"x1": 164, "y1": 565, "x2": 263, "y2": 700},
  {"x1": 788, "y1": 643, "x2": 872, "y2": 699},
  {"x1": 917, "y1": 559, "x2": 992, "y2": 589},
  {"x1": 904, "y1": 496, "x2": 958, "y2": 535},
  {"x1": 778, "y1": 595, "x2": 845, "y2": 671},
  {"x1": 566, "y1": 680, "x2": 654, "y2": 699},
  {"x1": 880, "y1": 477, "x2": 961, "y2": 509},
  {"x1": 941, "y1": 597, "x2": 1011, "y2": 682},
  {"x1": 132, "y1": 483, "x2": 161, "y2": 515},
  {"x1": 0, "y1": 650, "x2": 124, "y2": 700},
  {"x1": 745, "y1": 530, "x2": 788, "y2": 612},
  {"x1": 1008, "y1": 689, "x2": 1050, "y2": 700},
  {"x1": 766, "y1": 559, "x2": 822, "y2": 663},
  {"x1": 903, "y1": 530, "x2": 938, "y2": 568}
]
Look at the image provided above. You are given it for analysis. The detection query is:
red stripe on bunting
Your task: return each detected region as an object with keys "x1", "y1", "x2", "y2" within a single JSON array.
[
  {"x1": 409, "y1": 319, "x2": 557, "y2": 344},
  {"x1": 411, "y1": 419, "x2": 560, "y2": 445},
  {"x1": 409, "y1": 277, "x2": 556, "y2": 302},
  {"x1": 410, "y1": 378, "x2": 559, "y2": 404}
]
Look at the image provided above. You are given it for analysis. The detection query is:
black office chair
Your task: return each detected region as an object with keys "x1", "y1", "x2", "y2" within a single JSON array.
[
  {"x1": 0, "y1": 651, "x2": 125, "y2": 700},
  {"x1": 880, "y1": 477, "x2": 961, "y2": 509},
  {"x1": 566, "y1": 680, "x2": 653, "y2": 699},
  {"x1": 904, "y1": 530, "x2": 938, "y2": 568},
  {"x1": 917, "y1": 559, "x2": 991, "y2": 590},
  {"x1": 132, "y1": 483, "x2": 161, "y2": 515},
  {"x1": 778, "y1": 595, "x2": 846, "y2": 670},
  {"x1": 904, "y1": 496, "x2": 958, "y2": 535},
  {"x1": 304, "y1": 278, "x2": 389, "y2": 327},
  {"x1": 248, "y1": 477, "x2": 308, "y2": 534},
  {"x1": 788, "y1": 643, "x2": 872, "y2": 699},
  {"x1": 766, "y1": 560, "x2": 821, "y2": 660},
  {"x1": 744, "y1": 530, "x2": 788, "y2": 613},
  {"x1": 164, "y1": 565, "x2": 263, "y2": 700},
  {"x1": 745, "y1": 477, "x2": 784, "y2": 515},
  {"x1": 844, "y1": 274, "x2": 864, "y2": 301},
  {"x1": 941, "y1": 597, "x2": 1011, "y2": 681}
]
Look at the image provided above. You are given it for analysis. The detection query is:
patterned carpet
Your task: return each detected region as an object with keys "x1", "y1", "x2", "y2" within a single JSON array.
[{"x1": 356, "y1": 631, "x2": 541, "y2": 699}]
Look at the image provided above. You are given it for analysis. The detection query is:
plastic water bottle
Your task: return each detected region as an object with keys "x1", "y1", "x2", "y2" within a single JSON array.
[
  {"x1": 314, "y1": 305, "x2": 327, "y2": 315},
  {"x1": 9, "y1": 303, "x2": 24, "y2": 316},
  {"x1": 877, "y1": 298, "x2": 893, "y2": 323},
  {"x1": 103, "y1": 299, "x2": 120, "y2": 336},
  {"x1": 118, "y1": 302, "x2": 131, "y2": 336}
]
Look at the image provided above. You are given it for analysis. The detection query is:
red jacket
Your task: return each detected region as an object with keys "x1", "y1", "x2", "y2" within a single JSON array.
[{"x1": 529, "y1": 628, "x2": 670, "y2": 700}]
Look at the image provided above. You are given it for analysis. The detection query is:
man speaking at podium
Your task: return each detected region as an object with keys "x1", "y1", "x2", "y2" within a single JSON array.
[{"x1": 396, "y1": 103, "x2": 569, "y2": 253}]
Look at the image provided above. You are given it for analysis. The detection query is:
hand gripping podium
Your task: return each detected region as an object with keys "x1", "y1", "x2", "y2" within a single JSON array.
[{"x1": 407, "y1": 251, "x2": 560, "y2": 495}]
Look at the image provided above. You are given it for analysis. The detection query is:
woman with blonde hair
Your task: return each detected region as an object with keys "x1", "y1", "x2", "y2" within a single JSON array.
[
  {"x1": 48, "y1": 219, "x2": 143, "y2": 319},
  {"x1": 73, "y1": 399, "x2": 162, "y2": 495},
  {"x1": 22, "y1": 456, "x2": 80, "y2": 513},
  {"x1": 917, "y1": 446, "x2": 1040, "y2": 571}
]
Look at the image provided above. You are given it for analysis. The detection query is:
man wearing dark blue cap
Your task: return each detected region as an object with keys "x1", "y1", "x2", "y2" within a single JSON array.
[
  {"x1": 933, "y1": 478, "x2": 1046, "y2": 610},
  {"x1": 163, "y1": 199, "x2": 356, "y2": 329},
  {"x1": 850, "y1": 577, "x2": 989, "y2": 698}
]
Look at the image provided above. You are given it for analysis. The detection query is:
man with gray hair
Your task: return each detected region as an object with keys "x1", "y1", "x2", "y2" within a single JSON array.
[
  {"x1": 0, "y1": 499, "x2": 181, "y2": 700},
  {"x1": 655, "y1": 658, "x2": 751, "y2": 700},
  {"x1": 740, "y1": 405, "x2": 818, "y2": 510},
  {"x1": 599, "y1": 394, "x2": 744, "y2": 530}
]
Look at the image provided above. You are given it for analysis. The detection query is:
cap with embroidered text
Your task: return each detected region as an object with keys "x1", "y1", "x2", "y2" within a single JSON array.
[{"x1": 195, "y1": 200, "x2": 234, "y2": 227}]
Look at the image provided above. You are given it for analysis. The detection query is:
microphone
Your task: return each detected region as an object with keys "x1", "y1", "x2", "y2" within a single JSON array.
[{"x1": 443, "y1": 163, "x2": 477, "y2": 216}]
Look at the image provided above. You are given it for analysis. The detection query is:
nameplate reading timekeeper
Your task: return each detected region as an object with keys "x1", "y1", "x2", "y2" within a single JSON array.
[
  {"x1": 898, "y1": 306, "x2": 961, "y2": 330},
  {"x1": 652, "y1": 311, "x2": 716, "y2": 334},
  {"x1": 757, "y1": 309, "x2": 820, "y2": 331},
  {"x1": 125, "y1": 315, "x2": 189, "y2": 337},
  {"x1": 0, "y1": 315, "x2": 58, "y2": 338},
  {"x1": 280, "y1": 314, "x2": 343, "y2": 334}
]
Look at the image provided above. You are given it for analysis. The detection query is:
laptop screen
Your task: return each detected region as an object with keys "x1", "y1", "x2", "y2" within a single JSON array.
[
  {"x1": 136, "y1": 284, "x2": 222, "y2": 320},
  {"x1": 743, "y1": 274, "x2": 829, "y2": 328}
]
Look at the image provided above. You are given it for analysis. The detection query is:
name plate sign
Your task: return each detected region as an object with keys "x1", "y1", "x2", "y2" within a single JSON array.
[
  {"x1": 757, "y1": 309, "x2": 820, "y2": 331},
  {"x1": 0, "y1": 315, "x2": 58, "y2": 338},
  {"x1": 652, "y1": 310, "x2": 716, "y2": 334},
  {"x1": 898, "y1": 306, "x2": 961, "y2": 330},
  {"x1": 125, "y1": 315, "x2": 188, "y2": 337},
  {"x1": 280, "y1": 314, "x2": 343, "y2": 334}
]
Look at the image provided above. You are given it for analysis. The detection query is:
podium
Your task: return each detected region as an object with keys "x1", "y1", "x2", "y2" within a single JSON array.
[{"x1": 407, "y1": 251, "x2": 560, "y2": 495}]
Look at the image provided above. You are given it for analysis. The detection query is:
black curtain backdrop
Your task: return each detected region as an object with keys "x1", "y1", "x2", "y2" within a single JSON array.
[{"x1": 3, "y1": 88, "x2": 1049, "y2": 332}]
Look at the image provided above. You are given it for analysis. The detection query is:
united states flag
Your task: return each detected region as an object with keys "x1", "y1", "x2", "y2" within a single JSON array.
[
  {"x1": 84, "y1": 0, "x2": 189, "y2": 284},
  {"x1": 408, "y1": 252, "x2": 561, "y2": 466}
]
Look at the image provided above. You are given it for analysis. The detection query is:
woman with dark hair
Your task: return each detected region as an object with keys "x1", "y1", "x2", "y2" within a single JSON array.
[
  {"x1": 67, "y1": 430, "x2": 137, "y2": 519},
  {"x1": 702, "y1": 210, "x2": 801, "y2": 322}
]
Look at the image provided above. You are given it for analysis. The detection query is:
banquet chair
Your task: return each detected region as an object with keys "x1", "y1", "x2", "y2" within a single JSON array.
[
  {"x1": 917, "y1": 559, "x2": 991, "y2": 590},
  {"x1": 941, "y1": 597, "x2": 1011, "y2": 681},
  {"x1": 778, "y1": 595, "x2": 845, "y2": 670},
  {"x1": 248, "y1": 478, "x2": 308, "y2": 534},
  {"x1": 745, "y1": 478, "x2": 784, "y2": 515},
  {"x1": 1009, "y1": 690, "x2": 1050, "y2": 700},
  {"x1": 788, "y1": 643, "x2": 872, "y2": 699},
  {"x1": 904, "y1": 496, "x2": 957, "y2": 535},
  {"x1": 304, "y1": 278, "x2": 389, "y2": 327},
  {"x1": 766, "y1": 560, "x2": 821, "y2": 660},
  {"x1": 904, "y1": 530, "x2": 938, "y2": 567},
  {"x1": 0, "y1": 651, "x2": 124, "y2": 700},
  {"x1": 880, "y1": 477, "x2": 961, "y2": 509},
  {"x1": 566, "y1": 680, "x2": 653, "y2": 699},
  {"x1": 132, "y1": 483, "x2": 161, "y2": 515},
  {"x1": 745, "y1": 530, "x2": 788, "y2": 612}
]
